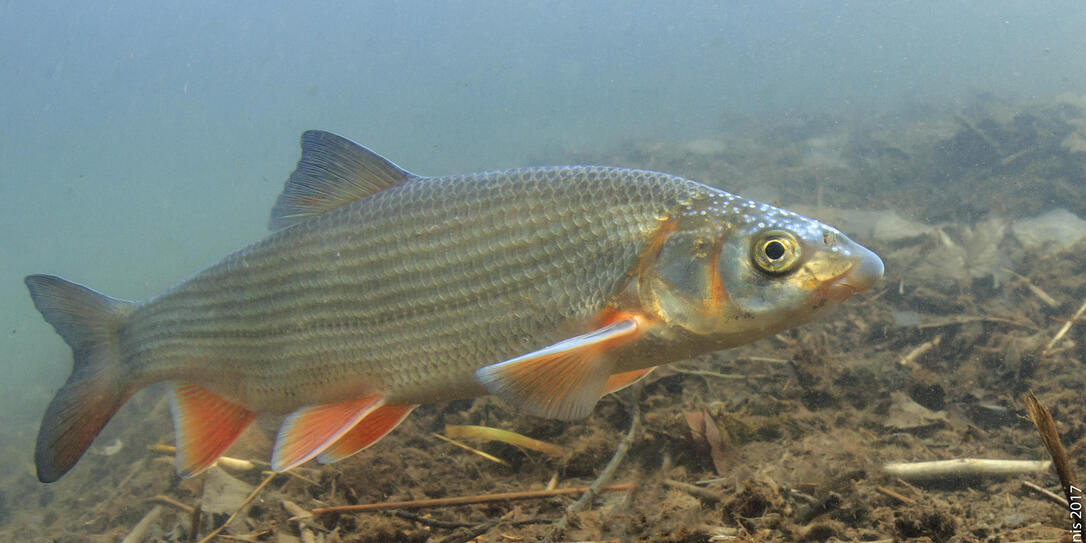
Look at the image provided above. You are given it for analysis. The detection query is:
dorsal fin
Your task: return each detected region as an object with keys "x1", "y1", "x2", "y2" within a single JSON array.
[{"x1": 269, "y1": 130, "x2": 414, "y2": 230}]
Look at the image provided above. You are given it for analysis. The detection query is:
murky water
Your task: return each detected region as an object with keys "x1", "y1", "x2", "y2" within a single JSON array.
[{"x1": 2, "y1": 2, "x2": 1085, "y2": 541}]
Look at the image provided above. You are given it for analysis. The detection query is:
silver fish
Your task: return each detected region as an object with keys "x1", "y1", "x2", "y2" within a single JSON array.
[{"x1": 26, "y1": 130, "x2": 883, "y2": 482}]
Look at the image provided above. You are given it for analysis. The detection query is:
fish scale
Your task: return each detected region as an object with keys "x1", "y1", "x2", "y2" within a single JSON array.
[
  {"x1": 24, "y1": 130, "x2": 882, "y2": 482},
  {"x1": 119, "y1": 166, "x2": 692, "y2": 410}
]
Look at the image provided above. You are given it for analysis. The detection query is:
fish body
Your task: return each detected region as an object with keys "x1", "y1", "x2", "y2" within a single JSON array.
[{"x1": 26, "y1": 131, "x2": 883, "y2": 482}]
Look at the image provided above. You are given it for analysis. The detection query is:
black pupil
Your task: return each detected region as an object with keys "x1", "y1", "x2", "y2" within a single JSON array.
[{"x1": 765, "y1": 240, "x2": 786, "y2": 260}]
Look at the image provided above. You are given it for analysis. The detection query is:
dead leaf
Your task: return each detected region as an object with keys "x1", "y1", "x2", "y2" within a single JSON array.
[
  {"x1": 884, "y1": 392, "x2": 949, "y2": 433},
  {"x1": 684, "y1": 410, "x2": 731, "y2": 475},
  {"x1": 201, "y1": 466, "x2": 254, "y2": 515}
]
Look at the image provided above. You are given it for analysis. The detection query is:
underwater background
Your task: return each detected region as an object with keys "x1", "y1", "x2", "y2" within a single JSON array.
[{"x1": 3, "y1": 1, "x2": 1086, "y2": 541}]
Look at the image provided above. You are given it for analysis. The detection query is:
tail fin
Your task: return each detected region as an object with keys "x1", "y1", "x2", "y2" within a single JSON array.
[{"x1": 25, "y1": 275, "x2": 137, "y2": 483}]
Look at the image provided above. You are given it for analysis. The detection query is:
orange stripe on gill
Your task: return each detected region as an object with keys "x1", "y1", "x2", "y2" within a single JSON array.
[
  {"x1": 633, "y1": 215, "x2": 679, "y2": 284},
  {"x1": 706, "y1": 233, "x2": 730, "y2": 308}
]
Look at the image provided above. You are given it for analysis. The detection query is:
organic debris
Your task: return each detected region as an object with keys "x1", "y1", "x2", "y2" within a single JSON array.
[
  {"x1": 883, "y1": 459, "x2": 1053, "y2": 481},
  {"x1": 443, "y1": 425, "x2": 568, "y2": 457},
  {"x1": 683, "y1": 410, "x2": 731, "y2": 475}
]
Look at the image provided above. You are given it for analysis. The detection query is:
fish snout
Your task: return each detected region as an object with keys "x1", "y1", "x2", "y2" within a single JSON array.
[{"x1": 825, "y1": 246, "x2": 884, "y2": 302}]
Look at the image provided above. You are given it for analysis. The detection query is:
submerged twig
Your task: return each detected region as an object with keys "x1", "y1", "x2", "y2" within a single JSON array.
[
  {"x1": 444, "y1": 425, "x2": 568, "y2": 456},
  {"x1": 672, "y1": 367, "x2": 768, "y2": 380},
  {"x1": 395, "y1": 510, "x2": 550, "y2": 531},
  {"x1": 857, "y1": 288, "x2": 887, "y2": 306},
  {"x1": 663, "y1": 479, "x2": 721, "y2": 503},
  {"x1": 394, "y1": 510, "x2": 475, "y2": 529},
  {"x1": 307, "y1": 484, "x2": 633, "y2": 516},
  {"x1": 261, "y1": 469, "x2": 320, "y2": 487},
  {"x1": 899, "y1": 335, "x2": 941, "y2": 368},
  {"x1": 121, "y1": 505, "x2": 163, "y2": 543},
  {"x1": 1022, "y1": 481, "x2": 1069, "y2": 508},
  {"x1": 543, "y1": 383, "x2": 643, "y2": 543},
  {"x1": 432, "y1": 432, "x2": 509, "y2": 465},
  {"x1": 1023, "y1": 392, "x2": 1078, "y2": 504},
  {"x1": 189, "y1": 468, "x2": 206, "y2": 543},
  {"x1": 738, "y1": 356, "x2": 789, "y2": 364},
  {"x1": 435, "y1": 518, "x2": 501, "y2": 543},
  {"x1": 916, "y1": 315, "x2": 1035, "y2": 330},
  {"x1": 149, "y1": 494, "x2": 195, "y2": 514},
  {"x1": 195, "y1": 472, "x2": 277, "y2": 543},
  {"x1": 895, "y1": 477, "x2": 924, "y2": 500},
  {"x1": 1002, "y1": 268, "x2": 1060, "y2": 308},
  {"x1": 1000, "y1": 146, "x2": 1035, "y2": 166},
  {"x1": 148, "y1": 444, "x2": 263, "y2": 471},
  {"x1": 283, "y1": 499, "x2": 329, "y2": 533},
  {"x1": 214, "y1": 535, "x2": 263, "y2": 543},
  {"x1": 693, "y1": 476, "x2": 730, "y2": 486},
  {"x1": 884, "y1": 459, "x2": 1051, "y2": 481},
  {"x1": 875, "y1": 486, "x2": 916, "y2": 506},
  {"x1": 1043, "y1": 296, "x2": 1086, "y2": 355}
]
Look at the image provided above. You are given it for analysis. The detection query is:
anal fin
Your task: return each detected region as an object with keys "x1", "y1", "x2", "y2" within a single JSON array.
[
  {"x1": 317, "y1": 404, "x2": 417, "y2": 464},
  {"x1": 271, "y1": 395, "x2": 383, "y2": 472},
  {"x1": 170, "y1": 383, "x2": 257, "y2": 478},
  {"x1": 475, "y1": 317, "x2": 642, "y2": 420}
]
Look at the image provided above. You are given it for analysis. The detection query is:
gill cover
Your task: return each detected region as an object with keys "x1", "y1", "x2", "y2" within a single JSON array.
[{"x1": 639, "y1": 223, "x2": 734, "y2": 336}]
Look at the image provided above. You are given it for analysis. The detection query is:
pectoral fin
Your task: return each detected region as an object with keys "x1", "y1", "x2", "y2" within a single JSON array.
[
  {"x1": 271, "y1": 395, "x2": 383, "y2": 472},
  {"x1": 475, "y1": 317, "x2": 642, "y2": 420}
]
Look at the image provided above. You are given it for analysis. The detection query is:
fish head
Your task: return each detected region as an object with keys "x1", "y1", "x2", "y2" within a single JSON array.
[{"x1": 639, "y1": 193, "x2": 883, "y2": 346}]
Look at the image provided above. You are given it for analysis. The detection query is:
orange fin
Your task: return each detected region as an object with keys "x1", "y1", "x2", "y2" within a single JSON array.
[
  {"x1": 317, "y1": 404, "x2": 418, "y2": 464},
  {"x1": 474, "y1": 317, "x2": 642, "y2": 420},
  {"x1": 271, "y1": 395, "x2": 383, "y2": 472},
  {"x1": 604, "y1": 367, "x2": 657, "y2": 395},
  {"x1": 169, "y1": 383, "x2": 257, "y2": 478}
]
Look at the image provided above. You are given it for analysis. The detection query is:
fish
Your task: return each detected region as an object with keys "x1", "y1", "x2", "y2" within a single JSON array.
[{"x1": 25, "y1": 130, "x2": 884, "y2": 483}]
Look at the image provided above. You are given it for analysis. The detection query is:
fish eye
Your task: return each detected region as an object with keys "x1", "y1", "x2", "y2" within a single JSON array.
[
  {"x1": 764, "y1": 240, "x2": 786, "y2": 260},
  {"x1": 752, "y1": 230, "x2": 801, "y2": 275}
]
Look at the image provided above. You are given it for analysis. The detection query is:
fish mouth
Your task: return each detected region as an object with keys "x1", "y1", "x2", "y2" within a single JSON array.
[{"x1": 823, "y1": 247, "x2": 884, "y2": 303}]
